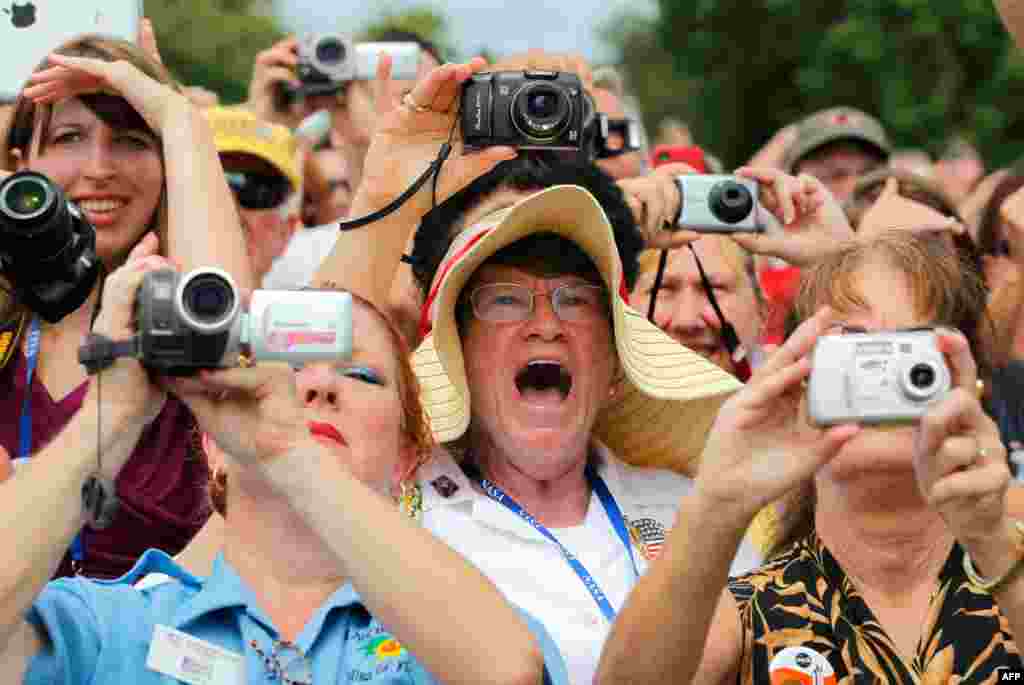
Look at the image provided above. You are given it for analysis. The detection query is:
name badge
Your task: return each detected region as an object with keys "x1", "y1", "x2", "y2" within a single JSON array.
[{"x1": 146, "y1": 624, "x2": 245, "y2": 685}]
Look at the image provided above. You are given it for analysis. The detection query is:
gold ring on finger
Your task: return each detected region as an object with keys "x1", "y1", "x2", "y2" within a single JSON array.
[{"x1": 402, "y1": 92, "x2": 430, "y2": 114}]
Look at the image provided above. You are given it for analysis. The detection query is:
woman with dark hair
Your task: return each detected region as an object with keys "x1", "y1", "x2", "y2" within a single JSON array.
[{"x1": 0, "y1": 36, "x2": 251, "y2": 578}]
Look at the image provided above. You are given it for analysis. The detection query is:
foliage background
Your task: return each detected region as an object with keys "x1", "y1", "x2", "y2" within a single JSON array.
[
  {"x1": 149, "y1": 0, "x2": 1024, "y2": 168},
  {"x1": 606, "y1": 0, "x2": 1024, "y2": 168}
]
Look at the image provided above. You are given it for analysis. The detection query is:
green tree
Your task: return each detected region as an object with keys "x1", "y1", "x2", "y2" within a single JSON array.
[
  {"x1": 605, "y1": 0, "x2": 1024, "y2": 168},
  {"x1": 145, "y1": 0, "x2": 283, "y2": 104}
]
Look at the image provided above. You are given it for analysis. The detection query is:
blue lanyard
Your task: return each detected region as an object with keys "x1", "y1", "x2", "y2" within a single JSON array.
[
  {"x1": 472, "y1": 462, "x2": 639, "y2": 622},
  {"x1": 18, "y1": 318, "x2": 86, "y2": 565}
]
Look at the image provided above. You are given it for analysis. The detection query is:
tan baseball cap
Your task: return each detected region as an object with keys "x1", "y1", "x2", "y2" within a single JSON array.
[
  {"x1": 784, "y1": 107, "x2": 891, "y2": 173},
  {"x1": 203, "y1": 106, "x2": 301, "y2": 191},
  {"x1": 412, "y1": 185, "x2": 743, "y2": 475}
]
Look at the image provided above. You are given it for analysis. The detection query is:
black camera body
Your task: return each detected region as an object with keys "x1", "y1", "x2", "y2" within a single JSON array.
[
  {"x1": 461, "y1": 70, "x2": 588, "y2": 152},
  {"x1": 135, "y1": 268, "x2": 241, "y2": 376},
  {"x1": 0, "y1": 171, "x2": 100, "y2": 323}
]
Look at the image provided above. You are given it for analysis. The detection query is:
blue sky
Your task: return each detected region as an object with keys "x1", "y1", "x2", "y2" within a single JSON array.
[{"x1": 272, "y1": 0, "x2": 658, "y2": 63}]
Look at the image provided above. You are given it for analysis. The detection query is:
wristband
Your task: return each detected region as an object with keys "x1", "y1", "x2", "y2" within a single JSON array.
[
  {"x1": 78, "y1": 333, "x2": 138, "y2": 375},
  {"x1": 963, "y1": 520, "x2": 1024, "y2": 593}
]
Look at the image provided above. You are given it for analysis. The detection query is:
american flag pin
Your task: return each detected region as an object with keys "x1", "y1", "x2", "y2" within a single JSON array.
[
  {"x1": 628, "y1": 517, "x2": 666, "y2": 561},
  {"x1": 430, "y1": 475, "x2": 459, "y2": 498}
]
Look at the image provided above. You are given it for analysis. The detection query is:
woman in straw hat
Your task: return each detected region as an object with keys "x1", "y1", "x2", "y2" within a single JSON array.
[{"x1": 597, "y1": 232, "x2": 1024, "y2": 684}]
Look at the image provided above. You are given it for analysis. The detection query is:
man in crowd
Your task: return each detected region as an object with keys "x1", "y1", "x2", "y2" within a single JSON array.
[
  {"x1": 783, "y1": 106, "x2": 891, "y2": 203},
  {"x1": 205, "y1": 106, "x2": 302, "y2": 285}
]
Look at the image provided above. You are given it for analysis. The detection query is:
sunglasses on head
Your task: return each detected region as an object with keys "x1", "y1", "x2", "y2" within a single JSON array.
[{"x1": 224, "y1": 170, "x2": 292, "y2": 210}]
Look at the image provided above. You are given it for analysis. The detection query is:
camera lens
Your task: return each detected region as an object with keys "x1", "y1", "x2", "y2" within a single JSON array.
[
  {"x1": 4, "y1": 178, "x2": 50, "y2": 218},
  {"x1": 708, "y1": 180, "x2": 754, "y2": 224},
  {"x1": 908, "y1": 363, "x2": 936, "y2": 390},
  {"x1": 528, "y1": 92, "x2": 559, "y2": 118},
  {"x1": 181, "y1": 273, "x2": 235, "y2": 329},
  {"x1": 315, "y1": 37, "x2": 346, "y2": 66},
  {"x1": 512, "y1": 83, "x2": 571, "y2": 141}
]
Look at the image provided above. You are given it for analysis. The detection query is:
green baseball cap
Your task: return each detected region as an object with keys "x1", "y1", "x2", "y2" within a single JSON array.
[{"x1": 784, "y1": 107, "x2": 891, "y2": 173}]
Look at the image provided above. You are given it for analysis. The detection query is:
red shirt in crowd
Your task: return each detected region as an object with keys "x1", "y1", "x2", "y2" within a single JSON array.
[
  {"x1": 759, "y1": 263, "x2": 802, "y2": 345},
  {"x1": 1, "y1": 348, "x2": 210, "y2": 580}
]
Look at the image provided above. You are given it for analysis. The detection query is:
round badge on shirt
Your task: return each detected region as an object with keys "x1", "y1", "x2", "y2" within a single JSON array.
[{"x1": 768, "y1": 646, "x2": 836, "y2": 685}]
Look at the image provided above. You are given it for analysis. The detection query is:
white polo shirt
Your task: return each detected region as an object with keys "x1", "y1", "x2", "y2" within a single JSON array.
[{"x1": 417, "y1": 442, "x2": 761, "y2": 685}]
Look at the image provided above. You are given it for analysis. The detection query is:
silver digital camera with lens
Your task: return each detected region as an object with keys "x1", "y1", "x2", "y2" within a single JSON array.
[
  {"x1": 808, "y1": 329, "x2": 952, "y2": 426},
  {"x1": 276, "y1": 34, "x2": 420, "y2": 108},
  {"x1": 673, "y1": 175, "x2": 762, "y2": 233},
  {"x1": 135, "y1": 268, "x2": 352, "y2": 376}
]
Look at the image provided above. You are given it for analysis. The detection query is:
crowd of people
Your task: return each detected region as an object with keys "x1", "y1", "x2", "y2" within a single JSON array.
[{"x1": 1, "y1": 4, "x2": 1024, "y2": 683}]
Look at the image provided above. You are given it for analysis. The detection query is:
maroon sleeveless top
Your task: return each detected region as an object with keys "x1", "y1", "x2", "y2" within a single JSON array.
[{"x1": 1, "y1": 346, "x2": 210, "y2": 579}]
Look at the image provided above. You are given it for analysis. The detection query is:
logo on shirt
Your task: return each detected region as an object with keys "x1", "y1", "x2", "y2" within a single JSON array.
[
  {"x1": 361, "y1": 635, "x2": 405, "y2": 661},
  {"x1": 768, "y1": 646, "x2": 836, "y2": 685},
  {"x1": 628, "y1": 517, "x2": 666, "y2": 561}
]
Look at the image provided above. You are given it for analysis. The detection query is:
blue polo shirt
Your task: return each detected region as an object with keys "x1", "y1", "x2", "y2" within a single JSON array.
[{"x1": 25, "y1": 549, "x2": 568, "y2": 684}]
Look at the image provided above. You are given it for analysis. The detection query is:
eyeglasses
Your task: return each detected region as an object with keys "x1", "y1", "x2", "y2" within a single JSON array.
[
  {"x1": 468, "y1": 282, "x2": 607, "y2": 323},
  {"x1": 224, "y1": 170, "x2": 292, "y2": 210}
]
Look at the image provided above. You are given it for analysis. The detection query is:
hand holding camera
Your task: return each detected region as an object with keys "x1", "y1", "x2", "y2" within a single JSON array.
[
  {"x1": 695, "y1": 307, "x2": 862, "y2": 526},
  {"x1": 353, "y1": 57, "x2": 517, "y2": 220},
  {"x1": 729, "y1": 167, "x2": 855, "y2": 267},
  {"x1": 617, "y1": 163, "x2": 701, "y2": 249}
]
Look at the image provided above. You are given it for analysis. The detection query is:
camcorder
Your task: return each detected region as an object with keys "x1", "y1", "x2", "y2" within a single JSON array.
[
  {"x1": 276, "y1": 34, "x2": 421, "y2": 109},
  {"x1": 673, "y1": 175, "x2": 762, "y2": 233},
  {"x1": 808, "y1": 329, "x2": 952, "y2": 426},
  {"x1": 0, "y1": 171, "x2": 100, "y2": 323},
  {"x1": 460, "y1": 70, "x2": 641, "y2": 161},
  {"x1": 134, "y1": 268, "x2": 352, "y2": 375}
]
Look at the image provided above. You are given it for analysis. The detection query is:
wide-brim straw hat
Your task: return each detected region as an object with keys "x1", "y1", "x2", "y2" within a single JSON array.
[{"x1": 411, "y1": 185, "x2": 743, "y2": 474}]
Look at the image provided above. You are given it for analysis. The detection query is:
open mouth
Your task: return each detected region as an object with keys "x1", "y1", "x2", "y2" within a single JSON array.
[
  {"x1": 308, "y1": 421, "x2": 347, "y2": 446},
  {"x1": 515, "y1": 360, "x2": 572, "y2": 402}
]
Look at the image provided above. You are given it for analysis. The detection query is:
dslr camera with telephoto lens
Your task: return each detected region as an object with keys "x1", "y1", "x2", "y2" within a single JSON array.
[
  {"x1": 808, "y1": 328, "x2": 952, "y2": 426},
  {"x1": 672, "y1": 175, "x2": 762, "y2": 233},
  {"x1": 0, "y1": 171, "x2": 100, "y2": 323},
  {"x1": 133, "y1": 268, "x2": 353, "y2": 375},
  {"x1": 275, "y1": 34, "x2": 420, "y2": 109}
]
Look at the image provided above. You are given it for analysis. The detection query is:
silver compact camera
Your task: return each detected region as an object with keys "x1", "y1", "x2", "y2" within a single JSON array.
[
  {"x1": 808, "y1": 329, "x2": 952, "y2": 426},
  {"x1": 276, "y1": 35, "x2": 420, "y2": 108},
  {"x1": 135, "y1": 268, "x2": 353, "y2": 376},
  {"x1": 297, "y1": 34, "x2": 419, "y2": 92},
  {"x1": 673, "y1": 175, "x2": 762, "y2": 233}
]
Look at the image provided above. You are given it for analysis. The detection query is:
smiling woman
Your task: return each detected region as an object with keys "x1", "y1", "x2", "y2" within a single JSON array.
[{"x1": 0, "y1": 32, "x2": 251, "y2": 580}]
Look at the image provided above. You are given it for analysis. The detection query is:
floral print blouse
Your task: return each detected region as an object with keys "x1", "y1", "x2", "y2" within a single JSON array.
[{"x1": 728, "y1": 531, "x2": 1022, "y2": 684}]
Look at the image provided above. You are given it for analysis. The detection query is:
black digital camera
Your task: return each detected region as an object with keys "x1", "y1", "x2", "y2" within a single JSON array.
[
  {"x1": 0, "y1": 171, "x2": 100, "y2": 323},
  {"x1": 461, "y1": 70, "x2": 589, "y2": 152},
  {"x1": 134, "y1": 268, "x2": 353, "y2": 376}
]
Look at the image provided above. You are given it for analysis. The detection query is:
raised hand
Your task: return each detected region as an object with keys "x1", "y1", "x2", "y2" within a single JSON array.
[
  {"x1": 730, "y1": 167, "x2": 856, "y2": 267},
  {"x1": 23, "y1": 54, "x2": 187, "y2": 134},
  {"x1": 912, "y1": 330, "x2": 1011, "y2": 556},
  {"x1": 353, "y1": 55, "x2": 517, "y2": 220},
  {"x1": 694, "y1": 307, "x2": 861, "y2": 524},
  {"x1": 618, "y1": 163, "x2": 701, "y2": 249},
  {"x1": 162, "y1": 364, "x2": 307, "y2": 468}
]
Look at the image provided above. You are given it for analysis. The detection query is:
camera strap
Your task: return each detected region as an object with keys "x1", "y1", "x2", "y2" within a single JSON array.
[
  {"x1": 78, "y1": 334, "x2": 139, "y2": 376},
  {"x1": 17, "y1": 316, "x2": 89, "y2": 567}
]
